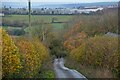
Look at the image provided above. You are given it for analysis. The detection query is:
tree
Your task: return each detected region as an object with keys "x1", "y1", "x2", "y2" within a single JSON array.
[
  {"x1": 69, "y1": 36, "x2": 119, "y2": 77},
  {"x1": 49, "y1": 39, "x2": 67, "y2": 58}
]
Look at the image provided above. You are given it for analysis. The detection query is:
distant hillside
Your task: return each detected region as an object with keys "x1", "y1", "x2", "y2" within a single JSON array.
[
  {"x1": 1, "y1": 2, "x2": 118, "y2": 8},
  {"x1": 61, "y1": 2, "x2": 118, "y2": 8}
]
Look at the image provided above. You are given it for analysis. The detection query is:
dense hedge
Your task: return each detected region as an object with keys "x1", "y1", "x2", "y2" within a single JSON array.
[
  {"x1": 7, "y1": 28, "x2": 25, "y2": 36},
  {"x1": 1, "y1": 28, "x2": 21, "y2": 77},
  {"x1": 70, "y1": 36, "x2": 119, "y2": 76},
  {"x1": 2, "y1": 19, "x2": 28, "y2": 27},
  {"x1": 1, "y1": 28, "x2": 49, "y2": 78},
  {"x1": 14, "y1": 38, "x2": 49, "y2": 78}
]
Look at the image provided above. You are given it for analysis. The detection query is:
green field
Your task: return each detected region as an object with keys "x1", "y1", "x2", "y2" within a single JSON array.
[
  {"x1": 2, "y1": 26, "x2": 21, "y2": 30},
  {"x1": 3, "y1": 15, "x2": 75, "y2": 31},
  {"x1": 4, "y1": 15, "x2": 74, "y2": 23}
]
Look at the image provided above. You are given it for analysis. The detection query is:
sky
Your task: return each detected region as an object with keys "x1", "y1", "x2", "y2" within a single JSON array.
[{"x1": 1, "y1": 0, "x2": 119, "y2": 3}]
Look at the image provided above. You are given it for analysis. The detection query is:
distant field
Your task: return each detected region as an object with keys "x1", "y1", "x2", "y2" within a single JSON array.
[
  {"x1": 2, "y1": 14, "x2": 104, "y2": 33},
  {"x1": 2, "y1": 26, "x2": 21, "y2": 30},
  {"x1": 3, "y1": 15, "x2": 75, "y2": 30},
  {"x1": 4, "y1": 14, "x2": 116, "y2": 32},
  {"x1": 3, "y1": 15, "x2": 74, "y2": 23}
]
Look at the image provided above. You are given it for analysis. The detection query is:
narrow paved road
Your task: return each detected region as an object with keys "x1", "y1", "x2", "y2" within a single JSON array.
[{"x1": 54, "y1": 58, "x2": 87, "y2": 80}]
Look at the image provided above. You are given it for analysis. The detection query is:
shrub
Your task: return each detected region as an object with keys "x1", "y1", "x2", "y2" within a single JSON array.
[
  {"x1": 49, "y1": 39, "x2": 67, "y2": 58},
  {"x1": 70, "y1": 36, "x2": 119, "y2": 76},
  {"x1": 14, "y1": 38, "x2": 49, "y2": 78},
  {"x1": 64, "y1": 31, "x2": 87, "y2": 51},
  {"x1": 65, "y1": 9, "x2": 118, "y2": 37},
  {"x1": 1, "y1": 28, "x2": 21, "y2": 78},
  {"x1": 2, "y1": 19, "x2": 28, "y2": 27},
  {"x1": 1, "y1": 28, "x2": 50, "y2": 78},
  {"x1": 7, "y1": 28, "x2": 25, "y2": 36}
]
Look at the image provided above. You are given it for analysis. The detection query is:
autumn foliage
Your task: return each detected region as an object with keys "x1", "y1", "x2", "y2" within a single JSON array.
[
  {"x1": 64, "y1": 22, "x2": 82, "y2": 39},
  {"x1": 63, "y1": 22, "x2": 88, "y2": 51},
  {"x1": 1, "y1": 28, "x2": 49, "y2": 78},
  {"x1": 69, "y1": 36, "x2": 119, "y2": 76},
  {"x1": 1, "y1": 28, "x2": 21, "y2": 77},
  {"x1": 14, "y1": 37, "x2": 49, "y2": 78}
]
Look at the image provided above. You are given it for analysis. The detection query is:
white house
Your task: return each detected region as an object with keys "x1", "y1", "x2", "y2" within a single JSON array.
[{"x1": 0, "y1": 13, "x2": 4, "y2": 17}]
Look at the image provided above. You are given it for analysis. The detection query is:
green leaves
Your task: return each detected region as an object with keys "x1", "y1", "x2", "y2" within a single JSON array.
[{"x1": 49, "y1": 39, "x2": 67, "y2": 58}]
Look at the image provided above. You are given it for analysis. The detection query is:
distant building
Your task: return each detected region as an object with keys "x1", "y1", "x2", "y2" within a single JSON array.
[
  {"x1": 0, "y1": 13, "x2": 5, "y2": 16},
  {"x1": 107, "y1": 4, "x2": 118, "y2": 8}
]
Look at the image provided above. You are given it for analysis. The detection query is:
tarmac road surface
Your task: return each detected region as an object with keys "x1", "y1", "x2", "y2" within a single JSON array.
[{"x1": 54, "y1": 58, "x2": 87, "y2": 80}]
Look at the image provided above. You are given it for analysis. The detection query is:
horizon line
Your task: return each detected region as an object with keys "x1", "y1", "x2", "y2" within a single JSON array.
[{"x1": 1, "y1": 1, "x2": 119, "y2": 3}]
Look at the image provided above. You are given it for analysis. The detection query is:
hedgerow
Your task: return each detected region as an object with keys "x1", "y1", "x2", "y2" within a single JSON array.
[
  {"x1": 1, "y1": 28, "x2": 21, "y2": 78},
  {"x1": 70, "y1": 36, "x2": 119, "y2": 76},
  {"x1": 1, "y1": 28, "x2": 49, "y2": 78},
  {"x1": 14, "y1": 37, "x2": 49, "y2": 78}
]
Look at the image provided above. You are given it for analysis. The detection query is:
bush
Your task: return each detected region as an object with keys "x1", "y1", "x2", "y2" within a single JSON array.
[
  {"x1": 64, "y1": 31, "x2": 87, "y2": 51},
  {"x1": 49, "y1": 39, "x2": 67, "y2": 58},
  {"x1": 65, "y1": 9, "x2": 118, "y2": 37},
  {"x1": 7, "y1": 28, "x2": 25, "y2": 36},
  {"x1": 14, "y1": 38, "x2": 49, "y2": 78},
  {"x1": 70, "y1": 36, "x2": 119, "y2": 76},
  {"x1": 1, "y1": 28, "x2": 21, "y2": 78},
  {"x1": 2, "y1": 19, "x2": 28, "y2": 27}
]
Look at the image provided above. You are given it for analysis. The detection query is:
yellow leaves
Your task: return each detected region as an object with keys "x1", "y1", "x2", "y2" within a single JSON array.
[
  {"x1": 1, "y1": 28, "x2": 49, "y2": 78},
  {"x1": 15, "y1": 37, "x2": 49, "y2": 78},
  {"x1": 70, "y1": 43, "x2": 86, "y2": 62},
  {"x1": 1, "y1": 28, "x2": 21, "y2": 77},
  {"x1": 70, "y1": 35, "x2": 118, "y2": 70}
]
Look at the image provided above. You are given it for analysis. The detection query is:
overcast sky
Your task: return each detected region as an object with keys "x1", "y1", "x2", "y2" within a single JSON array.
[{"x1": 1, "y1": 0, "x2": 119, "y2": 3}]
